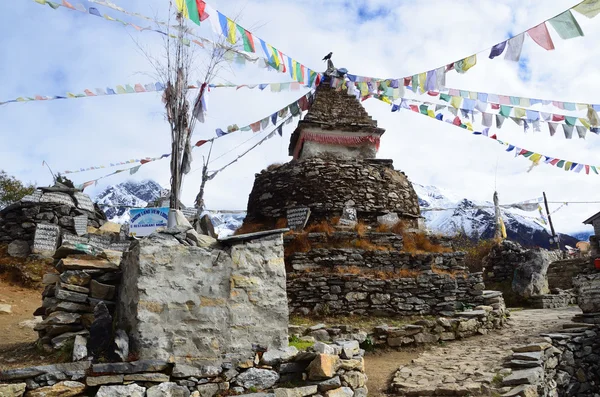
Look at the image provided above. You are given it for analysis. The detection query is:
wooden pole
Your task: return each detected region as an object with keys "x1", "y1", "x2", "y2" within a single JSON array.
[
  {"x1": 493, "y1": 191, "x2": 502, "y2": 240},
  {"x1": 543, "y1": 192, "x2": 561, "y2": 251}
]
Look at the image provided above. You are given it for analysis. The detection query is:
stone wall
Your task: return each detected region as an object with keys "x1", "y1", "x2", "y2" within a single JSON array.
[
  {"x1": 0, "y1": 344, "x2": 367, "y2": 397},
  {"x1": 118, "y1": 229, "x2": 289, "y2": 366},
  {"x1": 547, "y1": 258, "x2": 595, "y2": 290},
  {"x1": 0, "y1": 184, "x2": 108, "y2": 257},
  {"x1": 244, "y1": 157, "x2": 420, "y2": 226}
]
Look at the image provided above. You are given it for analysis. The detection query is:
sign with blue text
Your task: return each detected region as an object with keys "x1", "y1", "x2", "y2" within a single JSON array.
[{"x1": 129, "y1": 207, "x2": 169, "y2": 237}]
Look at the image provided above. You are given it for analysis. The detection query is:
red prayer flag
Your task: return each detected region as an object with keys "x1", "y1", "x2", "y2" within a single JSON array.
[
  {"x1": 278, "y1": 51, "x2": 286, "y2": 73},
  {"x1": 491, "y1": 104, "x2": 500, "y2": 110},
  {"x1": 552, "y1": 114, "x2": 565, "y2": 122},
  {"x1": 195, "y1": 140, "x2": 208, "y2": 147},
  {"x1": 315, "y1": 74, "x2": 322, "y2": 87},
  {"x1": 84, "y1": 89, "x2": 95, "y2": 96},
  {"x1": 196, "y1": 0, "x2": 209, "y2": 21},
  {"x1": 62, "y1": 0, "x2": 75, "y2": 9},
  {"x1": 452, "y1": 116, "x2": 461, "y2": 126},
  {"x1": 140, "y1": 158, "x2": 152, "y2": 164},
  {"x1": 490, "y1": 134, "x2": 497, "y2": 140},
  {"x1": 527, "y1": 23, "x2": 555, "y2": 50},
  {"x1": 427, "y1": 91, "x2": 439, "y2": 96},
  {"x1": 403, "y1": 77, "x2": 411, "y2": 86},
  {"x1": 518, "y1": 149, "x2": 528, "y2": 155},
  {"x1": 250, "y1": 122, "x2": 261, "y2": 132},
  {"x1": 409, "y1": 105, "x2": 419, "y2": 112},
  {"x1": 586, "y1": 165, "x2": 590, "y2": 174},
  {"x1": 550, "y1": 158, "x2": 560, "y2": 166}
]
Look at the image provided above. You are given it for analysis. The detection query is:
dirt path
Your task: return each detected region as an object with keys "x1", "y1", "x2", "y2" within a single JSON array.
[
  {"x1": 365, "y1": 307, "x2": 581, "y2": 396},
  {"x1": 365, "y1": 349, "x2": 420, "y2": 396}
]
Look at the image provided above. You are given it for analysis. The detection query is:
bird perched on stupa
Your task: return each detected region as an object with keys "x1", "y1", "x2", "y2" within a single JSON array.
[{"x1": 322, "y1": 52, "x2": 333, "y2": 61}]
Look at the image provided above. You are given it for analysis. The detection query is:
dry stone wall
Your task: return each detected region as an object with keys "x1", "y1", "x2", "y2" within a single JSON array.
[
  {"x1": 245, "y1": 158, "x2": 420, "y2": 226},
  {"x1": 547, "y1": 258, "x2": 595, "y2": 290}
]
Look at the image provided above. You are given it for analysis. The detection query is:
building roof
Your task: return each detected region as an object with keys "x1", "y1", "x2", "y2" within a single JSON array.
[
  {"x1": 583, "y1": 211, "x2": 600, "y2": 225},
  {"x1": 288, "y1": 79, "x2": 385, "y2": 156}
]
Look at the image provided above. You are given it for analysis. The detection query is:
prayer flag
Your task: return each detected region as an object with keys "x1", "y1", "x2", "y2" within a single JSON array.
[
  {"x1": 565, "y1": 116, "x2": 577, "y2": 126},
  {"x1": 411, "y1": 75, "x2": 418, "y2": 93},
  {"x1": 418, "y1": 72, "x2": 426, "y2": 93},
  {"x1": 500, "y1": 105, "x2": 512, "y2": 117},
  {"x1": 563, "y1": 124, "x2": 574, "y2": 139},
  {"x1": 527, "y1": 23, "x2": 555, "y2": 50},
  {"x1": 496, "y1": 114, "x2": 506, "y2": 128},
  {"x1": 482, "y1": 112, "x2": 493, "y2": 127},
  {"x1": 450, "y1": 96, "x2": 462, "y2": 109},
  {"x1": 489, "y1": 41, "x2": 507, "y2": 59},
  {"x1": 505, "y1": 33, "x2": 525, "y2": 61},
  {"x1": 129, "y1": 165, "x2": 141, "y2": 175},
  {"x1": 549, "y1": 122, "x2": 558, "y2": 136},
  {"x1": 237, "y1": 25, "x2": 255, "y2": 52},
  {"x1": 227, "y1": 18, "x2": 236, "y2": 44},
  {"x1": 514, "y1": 107, "x2": 526, "y2": 118},
  {"x1": 436, "y1": 67, "x2": 446, "y2": 89},
  {"x1": 573, "y1": 0, "x2": 600, "y2": 18},
  {"x1": 218, "y1": 12, "x2": 229, "y2": 38},
  {"x1": 552, "y1": 114, "x2": 565, "y2": 122},
  {"x1": 426, "y1": 70, "x2": 436, "y2": 91},
  {"x1": 549, "y1": 11, "x2": 584, "y2": 39},
  {"x1": 577, "y1": 126, "x2": 587, "y2": 139}
]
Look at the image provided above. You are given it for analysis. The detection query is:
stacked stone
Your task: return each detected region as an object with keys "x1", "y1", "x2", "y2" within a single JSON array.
[
  {"x1": 291, "y1": 299, "x2": 507, "y2": 351},
  {"x1": 0, "y1": 184, "x2": 108, "y2": 257},
  {"x1": 547, "y1": 258, "x2": 595, "y2": 290},
  {"x1": 34, "y1": 241, "x2": 127, "y2": 352},
  {"x1": 244, "y1": 157, "x2": 421, "y2": 227},
  {"x1": 287, "y1": 231, "x2": 405, "y2": 251},
  {"x1": 0, "y1": 346, "x2": 368, "y2": 397}
]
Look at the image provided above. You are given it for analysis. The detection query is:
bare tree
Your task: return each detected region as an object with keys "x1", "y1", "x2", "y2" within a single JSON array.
[{"x1": 138, "y1": 4, "x2": 241, "y2": 225}]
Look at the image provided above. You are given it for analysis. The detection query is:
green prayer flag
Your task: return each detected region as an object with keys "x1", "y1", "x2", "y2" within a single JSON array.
[
  {"x1": 556, "y1": 160, "x2": 566, "y2": 168},
  {"x1": 185, "y1": 0, "x2": 200, "y2": 25},
  {"x1": 549, "y1": 10, "x2": 584, "y2": 39},
  {"x1": 592, "y1": 166, "x2": 599, "y2": 174},
  {"x1": 419, "y1": 105, "x2": 429, "y2": 115},
  {"x1": 47, "y1": 1, "x2": 60, "y2": 8},
  {"x1": 440, "y1": 93, "x2": 451, "y2": 102},
  {"x1": 500, "y1": 105, "x2": 512, "y2": 117},
  {"x1": 308, "y1": 71, "x2": 317, "y2": 87},
  {"x1": 565, "y1": 116, "x2": 577, "y2": 126},
  {"x1": 510, "y1": 96, "x2": 520, "y2": 105},
  {"x1": 522, "y1": 151, "x2": 533, "y2": 158},
  {"x1": 573, "y1": 0, "x2": 600, "y2": 19},
  {"x1": 236, "y1": 25, "x2": 255, "y2": 52},
  {"x1": 563, "y1": 102, "x2": 576, "y2": 111},
  {"x1": 411, "y1": 75, "x2": 418, "y2": 93},
  {"x1": 459, "y1": 90, "x2": 469, "y2": 98},
  {"x1": 125, "y1": 85, "x2": 135, "y2": 93}
]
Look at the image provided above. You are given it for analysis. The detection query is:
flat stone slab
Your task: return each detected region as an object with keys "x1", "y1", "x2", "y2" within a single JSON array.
[
  {"x1": 57, "y1": 257, "x2": 119, "y2": 272},
  {"x1": 508, "y1": 360, "x2": 543, "y2": 369},
  {"x1": 92, "y1": 360, "x2": 170, "y2": 375},
  {"x1": 455, "y1": 310, "x2": 487, "y2": 318},
  {"x1": 502, "y1": 368, "x2": 543, "y2": 386},
  {"x1": 512, "y1": 352, "x2": 542, "y2": 361},
  {"x1": 0, "y1": 361, "x2": 91, "y2": 381},
  {"x1": 512, "y1": 343, "x2": 551, "y2": 352}
]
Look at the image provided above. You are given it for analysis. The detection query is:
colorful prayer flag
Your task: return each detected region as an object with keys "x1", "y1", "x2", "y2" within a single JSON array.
[
  {"x1": 527, "y1": 23, "x2": 555, "y2": 50},
  {"x1": 549, "y1": 10, "x2": 584, "y2": 39},
  {"x1": 573, "y1": 0, "x2": 600, "y2": 18}
]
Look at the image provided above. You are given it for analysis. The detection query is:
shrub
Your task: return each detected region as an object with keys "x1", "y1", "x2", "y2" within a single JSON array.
[
  {"x1": 275, "y1": 217, "x2": 288, "y2": 229},
  {"x1": 354, "y1": 222, "x2": 368, "y2": 236},
  {"x1": 456, "y1": 238, "x2": 498, "y2": 273},
  {"x1": 376, "y1": 224, "x2": 391, "y2": 233},
  {"x1": 305, "y1": 221, "x2": 335, "y2": 234},
  {"x1": 285, "y1": 233, "x2": 312, "y2": 257},
  {"x1": 402, "y1": 232, "x2": 453, "y2": 254}
]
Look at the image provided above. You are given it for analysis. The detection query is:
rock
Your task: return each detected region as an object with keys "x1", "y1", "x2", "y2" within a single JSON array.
[
  {"x1": 60, "y1": 271, "x2": 91, "y2": 286},
  {"x1": 8, "y1": 240, "x2": 30, "y2": 257},
  {"x1": 98, "y1": 222, "x2": 122, "y2": 234},
  {"x1": 53, "y1": 301, "x2": 92, "y2": 313},
  {"x1": 236, "y1": 368, "x2": 279, "y2": 390},
  {"x1": 89, "y1": 280, "x2": 116, "y2": 300},
  {"x1": 307, "y1": 354, "x2": 339, "y2": 380},
  {"x1": 341, "y1": 371, "x2": 366, "y2": 388},
  {"x1": 324, "y1": 387, "x2": 354, "y2": 397},
  {"x1": 124, "y1": 373, "x2": 170, "y2": 382},
  {"x1": 0, "y1": 304, "x2": 12, "y2": 315},
  {"x1": 512, "y1": 351, "x2": 542, "y2": 361},
  {"x1": 274, "y1": 386, "x2": 318, "y2": 397},
  {"x1": 171, "y1": 364, "x2": 221, "y2": 378},
  {"x1": 186, "y1": 228, "x2": 218, "y2": 248},
  {"x1": 147, "y1": 382, "x2": 191, "y2": 397},
  {"x1": 457, "y1": 319, "x2": 478, "y2": 332},
  {"x1": 114, "y1": 329, "x2": 129, "y2": 361},
  {"x1": 41, "y1": 311, "x2": 81, "y2": 326},
  {"x1": 96, "y1": 384, "x2": 146, "y2": 397},
  {"x1": 312, "y1": 342, "x2": 336, "y2": 355},
  {"x1": 413, "y1": 332, "x2": 439, "y2": 344},
  {"x1": 72, "y1": 335, "x2": 88, "y2": 361},
  {"x1": 512, "y1": 246, "x2": 550, "y2": 299},
  {"x1": 502, "y1": 368, "x2": 543, "y2": 386},
  {"x1": 314, "y1": 376, "x2": 341, "y2": 392},
  {"x1": 502, "y1": 385, "x2": 539, "y2": 397},
  {"x1": 353, "y1": 387, "x2": 368, "y2": 397},
  {"x1": 335, "y1": 340, "x2": 359, "y2": 359},
  {"x1": 43, "y1": 273, "x2": 60, "y2": 285},
  {"x1": 508, "y1": 360, "x2": 542, "y2": 369},
  {"x1": 512, "y1": 343, "x2": 551, "y2": 353},
  {"x1": 87, "y1": 374, "x2": 125, "y2": 386},
  {"x1": 575, "y1": 274, "x2": 600, "y2": 313},
  {"x1": 26, "y1": 381, "x2": 85, "y2": 397},
  {"x1": 59, "y1": 283, "x2": 89, "y2": 294},
  {"x1": 261, "y1": 346, "x2": 298, "y2": 365},
  {"x1": 57, "y1": 257, "x2": 119, "y2": 272},
  {"x1": 310, "y1": 330, "x2": 331, "y2": 342},
  {"x1": 339, "y1": 358, "x2": 364, "y2": 371},
  {"x1": 89, "y1": 302, "x2": 116, "y2": 362},
  {"x1": 196, "y1": 383, "x2": 220, "y2": 397},
  {"x1": 55, "y1": 289, "x2": 88, "y2": 303},
  {"x1": 0, "y1": 383, "x2": 26, "y2": 397},
  {"x1": 91, "y1": 360, "x2": 170, "y2": 375}
]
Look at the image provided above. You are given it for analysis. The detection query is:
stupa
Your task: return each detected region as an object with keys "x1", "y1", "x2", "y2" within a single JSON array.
[{"x1": 244, "y1": 61, "x2": 421, "y2": 228}]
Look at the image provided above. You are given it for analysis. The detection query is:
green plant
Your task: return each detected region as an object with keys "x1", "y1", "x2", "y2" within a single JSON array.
[
  {"x1": 248, "y1": 387, "x2": 258, "y2": 393},
  {"x1": 360, "y1": 335, "x2": 375, "y2": 352},
  {"x1": 491, "y1": 373, "x2": 505, "y2": 387},
  {"x1": 289, "y1": 335, "x2": 315, "y2": 351},
  {"x1": 0, "y1": 170, "x2": 35, "y2": 209}
]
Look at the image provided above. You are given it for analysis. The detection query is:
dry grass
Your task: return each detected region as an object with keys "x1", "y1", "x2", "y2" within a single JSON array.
[
  {"x1": 391, "y1": 220, "x2": 408, "y2": 235},
  {"x1": 285, "y1": 233, "x2": 312, "y2": 257},
  {"x1": 402, "y1": 233, "x2": 453, "y2": 254},
  {"x1": 350, "y1": 239, "x2": 391, "y2": 251},
  {"x1": 0, "y1": 244, "x2": 54, "y2": 288},
  {"x1": 431, "y1": 265, "x2": 466, "y2": 279},
  {"x1": 331, "y1": 216, "x2": 341, "y2": 225},
  {"x1": 354, "y1": 222, "x2": 368, "y2": 236},
  {"x1": 234, "y1": 221, "x2": 272, "y2": 235},
  {"x1": 275, "y1": 217, "x2": 288, "y2": 229},
  {"x1": 322, "y1": 266, "x2": 421, "y2": 280},
  {"x1": 376, "y1": 224, "x2": 391, "y2": 233},
  {"x1": 456, "y1": 238, "x2": 498, "y2": 273},
  {"x1": 305, "y1": 221, "x2": 335, "y2": 234}
]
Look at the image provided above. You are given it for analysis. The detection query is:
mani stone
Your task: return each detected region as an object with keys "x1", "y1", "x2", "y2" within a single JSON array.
[
  {"x1": 33, "y1": 223, "x2": 60, "y2": 256},
  {"x1": 60, "y1": 270, "x2": 91, "y2": 286}
]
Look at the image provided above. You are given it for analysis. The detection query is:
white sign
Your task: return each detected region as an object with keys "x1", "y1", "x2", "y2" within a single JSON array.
[{"x1": 129, "y1": 207, "x2": 169, "y2": 237}]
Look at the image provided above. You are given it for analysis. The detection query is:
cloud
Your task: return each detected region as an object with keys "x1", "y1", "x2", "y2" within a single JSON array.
[{"x1": 1, "y1": 0, "x2": 598, "y2": 236}]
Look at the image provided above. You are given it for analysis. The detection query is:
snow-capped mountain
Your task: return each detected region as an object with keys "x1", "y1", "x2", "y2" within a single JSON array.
[
  {"x1": 414, "y1": 184, "x2": 579, "y2": 249},
  {"x1": 94, "y1": 180, "x2": 164, "y2": 224},
  {"x1": 93, "y1": 179, "x2": 582, "y2": 247}
]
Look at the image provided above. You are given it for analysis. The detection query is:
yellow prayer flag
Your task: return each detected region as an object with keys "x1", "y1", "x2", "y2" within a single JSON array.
[
  {"x1": 104, "y1": 14, "x2": 116, "y2": 21},
  {"x1": 514, "y1": 107, "x2": 526, "y2": 118},
  {"x1": 175, "y1": 0, "x2": 188, "y2": 17},
  {"x1": 35, "y1": 0, "x2": 46, "y2": 4},
  {"x1": 469, "y1": 91, "x2": 477, "y2": 100},
  {"x1": 427, "y1": 110, "x2": 435, "y2": 118},
  {"x1": 465, "y1": 122, "x2": 474, "y2": 131},
  {"x1": 116, "y1": 85, "x2": 127, "y2": 94},
  {"x1": 450, "y1": 96, "x2": 462, "y2": 109},
  {"x1": 577, "y1": 103, "x2": 588, "y2": 111},
  {"x1": 564, "y1": 161, "x2": 573, "y2": 170},
  {"x1": 462, "y1": 54, "x2": 477, "y2": 72},
  {"x1": 382, "y1": 97, "x2": 392, "y2": 105},
  {"x1": 227, "y1": 19, "x2": 236, "y2": 44},
  {"x1": 580, "y1": 118, "x2": 591, "y2": 129},
  {"x1": 66, "y1": 92, "x2": 76, "y2": 98},
  {"x1": 360, "y1": 83, "x2": 369, "y2": 97},
  {"x1": 418, "y1": 72, "x2": 426, "y2": 93},
  {"x1": 529, "y1": 153, "x2": 542, "y2": 163}
]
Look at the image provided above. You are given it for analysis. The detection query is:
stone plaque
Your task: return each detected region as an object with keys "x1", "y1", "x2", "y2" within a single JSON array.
[
  {"x1": 377, "y1": 212, "x2": 399, "y2": 228},
  {"x1": 286, "y1": 207, "x2": 311, "y2": 231},
  {"x1": 339, "y1": 207, "x2": 357, "y2": 227},
  {"x1": 21, "y1": 190, "x2": 43, "y2": 203},
  {"x1": 40, "y1": 192, "x2": 75, "y2": 207},
  {"x1": 88, "y1": 234, "x2": 112, "y2": 250},
  {"x1": 33, "y1": 223, "x2": 61, "y2": 255},
  {"x1": 73, "y1": 192, "x2": 95, "y2": 212},
  {"x1": 73, "y1": 215, "x2": 88, "y2": 236}
]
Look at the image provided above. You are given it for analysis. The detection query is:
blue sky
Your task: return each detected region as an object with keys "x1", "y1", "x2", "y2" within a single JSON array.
[{"x1": 2, "y1": 0, "x2": 600, "y2": 235}]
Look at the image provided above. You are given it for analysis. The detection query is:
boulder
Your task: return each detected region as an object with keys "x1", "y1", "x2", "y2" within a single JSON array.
[
  {"x1": 512, "y1": 247, "x2": 550, "y2": 298},
  {"x1": 96, "y1": 384, "x2": 146, "y2": 397},
  {"x1": 0, "y1": 383, "x2": 26, "y2": 397},
  {"x1": 0, "y1": 304, "x2": 12, "y2": 315},
  {"x1": 235, "y1": 368, "x2": 279, "y2": 390},
  {"x1": 196, "y1": 383, "x2": 220, "y2": 397},
  {"x1": 324, "y1": 387, "x2": 354, "y2": 397},
  {"x1": 25, "y1": 381, "x2": 85, "y2": 397},
  {"x1": 7, "y1": 240, "x2": 30, "y2": 258},
  {"x1": 274, "y1": 386, "x2": 318, "y2": 397},
  {"x1": 72, "y1": 335, "x2": 88, "y2": 361},
  {"x1": 574, "y1": 274, "x2": 600, "y2": 313},
  {"x1": 98, "y1": 222, "x2": 122, "y2": 234},
  {"x1": 147, "y1": 382, "x2": 191, "y2": 397},
  {"x1": 261, "y1": 346, "x2": 298, "y2": 365}
]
